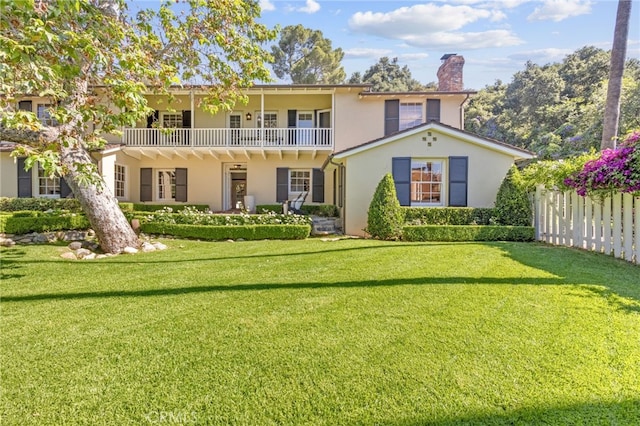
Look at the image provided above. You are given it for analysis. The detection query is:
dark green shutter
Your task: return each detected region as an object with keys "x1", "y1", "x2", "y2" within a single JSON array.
[
  {"x1": 287, "y1": 110, "x2": 297, "y2": 145},
  {"x1": 17, "y1": 157, "x2": 32, "y2": 198},
  {"x1": 312, "y1": 168, "x2": 324, "y2": 203},
  {"x1": 60, "y1": 177, "x2": 72, "y2": 198},
  {"x1": 182, "y1": 110, "x2": 191, "y2": 145},
  {"x1": 392, "y1": 157, "x2": 411, "y2": 206},
  {"x1": 140, "y1": 168, "x2": 152, "y2": 202},
  {"x1": 147, "y1": 110, "x2": 159, "y2": 128},
  {"x1": 18, "y1": 100, "x2": 32, "y2": 111},
  {"x1": 175, "y1": 168, "x2": 187, "y2": 202},
  {"x1": 276, "y1": 167, "x2": 289, "y2": 202},
  {"x1": 448, "y1": 156, "x2": 468, "y2": 207},
  {"x1": 385, "y1": 100, "x2": 399, "y2": 136},
  {"x1": 427, "y1": 99, "x2": 441, "y2": 122}
]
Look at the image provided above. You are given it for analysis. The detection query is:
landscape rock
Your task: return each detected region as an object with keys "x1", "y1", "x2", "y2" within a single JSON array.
[
  {"x1": 141, "y1": 242, "x2": 156, "y2": 252},
  {"x1": 60, "y1": 252, "x2": 77, "y2": 260},
  {"x1": 0, "y1": 237, "x2": 15, "y2": 247},
  {"x1": 82, "y1": 253, "x2": 97, "y2": 260},
  {"x1": 68, "y1": 241, "x2": 83, "y2": 250},
  {"x1": 152, "y1": 242, "x2": 168, "y2": 251},
  {"x1": 122, "y1": 246, "x2": 139, "y2": 254},
  {"x1": 75, "y1": 248, "x2": 93, "y2": 259}
]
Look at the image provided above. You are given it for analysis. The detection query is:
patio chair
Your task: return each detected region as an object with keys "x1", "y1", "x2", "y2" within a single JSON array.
[{"x1": 288, "y1": 191, "x2": 308, "y2": 215}]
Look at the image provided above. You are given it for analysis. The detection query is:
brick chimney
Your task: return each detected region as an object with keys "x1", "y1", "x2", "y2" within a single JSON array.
[{"x1": 437, "y1": 54, "x2": 465, "y2": 91}]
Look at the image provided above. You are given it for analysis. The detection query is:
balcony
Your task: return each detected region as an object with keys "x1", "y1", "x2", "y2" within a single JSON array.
[{"x1": 123, "y1": 128, "x2": 333, "y2": 149}]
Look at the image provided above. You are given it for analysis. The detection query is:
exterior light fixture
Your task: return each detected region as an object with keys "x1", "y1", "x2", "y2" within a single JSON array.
[{"x1": 245, "y1": 112, "x2": 252, "y2": 121}]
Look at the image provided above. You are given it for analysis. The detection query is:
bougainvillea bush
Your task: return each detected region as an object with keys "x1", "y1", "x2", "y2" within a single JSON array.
[{"x1": 564, "y1": 130, "x2": 640, "y2": 197}]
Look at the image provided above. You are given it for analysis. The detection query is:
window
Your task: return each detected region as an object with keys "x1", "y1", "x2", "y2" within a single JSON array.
[
  {"x1": 161, "y1": 112, "x2": 183, "y2": 128},
  {"x1": 157, "y1": 170, "x2": 176, "y2": 201},
  {"x1": 114, "y1": 164, "x2": 126, "y2": 199},
  {"x1": 399, "y1": 102, "x2": 422, "y2": 131},
  {"x1": 229, "y1": 114, "x2": 241, "y2": 129},
  {"x1": 38, "y1": 164, "x2": 60, "y2": 197},
  {"x1": 258, "y1": 112, "x2": 278, "y2": 128},
  {"x1": 426, "y1": 99, "x2": 441, "y2": 122},
  {"x1": 36, "y1": 104, "x2": 57, "y2": 126},
  {"x1": 289, "y1": 169, "x2": 310, "y2": 194},
  {"x1": 410, "y1": 160, "x2": 443, "y2": 205}
]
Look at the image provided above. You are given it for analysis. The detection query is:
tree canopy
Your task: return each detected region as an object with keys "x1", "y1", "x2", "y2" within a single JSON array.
[
  {"x1": 465, "y1": 46, "x2": 640, "y2": 159},
  {"x1": 0, "y1": 0, "x2": 275, "y2": 253},
  {"x1": 348, "y1": 57, "x2": 432, "y2": 92},
  {"x1": 270, "y1": 24, "x2": 345, "y2": 84}
]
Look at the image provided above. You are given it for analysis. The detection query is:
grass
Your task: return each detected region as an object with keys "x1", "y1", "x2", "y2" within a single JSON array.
[{"x1": 1, "y1": 239, "x2": 639, "y2": 425}]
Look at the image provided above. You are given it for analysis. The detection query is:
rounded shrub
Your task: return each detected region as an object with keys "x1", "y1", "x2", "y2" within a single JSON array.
[
  {"x1": 495, "y1": 166, "x2": 532, "y2": 226},
  {"x1": 366, "y1": 173, "x2": 404, "y2": 240}
]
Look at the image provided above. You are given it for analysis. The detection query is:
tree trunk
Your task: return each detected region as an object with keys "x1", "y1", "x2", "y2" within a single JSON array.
[
  {"x1": 59, "y1": 144, "x2": 139, "y2": 254},
  {"x1": 601, "y1": 0, "x2": 632, "y2": 150}
]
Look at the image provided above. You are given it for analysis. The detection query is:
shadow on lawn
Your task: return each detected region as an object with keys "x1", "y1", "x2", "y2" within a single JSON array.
[
  {"x1": 385, "y1": 398, "x2": 640, "y2": 425},
  {"x1": 2, "y1": 242, "x2": 638, "y2": 313}
]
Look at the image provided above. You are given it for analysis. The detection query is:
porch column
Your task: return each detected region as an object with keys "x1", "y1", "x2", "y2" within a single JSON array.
[
  {"x1": 99, "y1": 154, "x2": 116, "y2": 197},
  {"x1": 260, "y1": 90, "x2": 264, "y2": 146}
]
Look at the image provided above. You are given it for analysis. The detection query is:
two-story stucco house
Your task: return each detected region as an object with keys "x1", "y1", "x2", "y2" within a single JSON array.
[{"x1": 0, "y1": 54, "x2": 534, "y2": 236}]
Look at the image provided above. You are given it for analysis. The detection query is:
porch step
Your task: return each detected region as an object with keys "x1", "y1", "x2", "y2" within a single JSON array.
[{"x1": 311, "y1": 216, "x2": 342, "y2": 235}]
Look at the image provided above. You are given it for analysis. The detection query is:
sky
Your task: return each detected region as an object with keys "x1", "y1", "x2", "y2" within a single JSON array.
[{"x1": 256, "y1": 0, "x2": 640, "y2": 90}]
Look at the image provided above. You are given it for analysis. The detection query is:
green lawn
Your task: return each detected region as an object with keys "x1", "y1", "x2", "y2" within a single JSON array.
[{"x1": 1, "y1": 239, "x2": 639, "y2": 425}]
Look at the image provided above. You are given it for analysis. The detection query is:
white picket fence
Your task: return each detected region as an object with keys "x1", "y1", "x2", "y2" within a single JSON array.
[{"x1": 534, "y1": 186, "x2": 640, "y2": 264}]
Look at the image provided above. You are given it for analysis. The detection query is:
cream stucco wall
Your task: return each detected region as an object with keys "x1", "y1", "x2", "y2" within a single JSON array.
[
  {"x1": 339, "y1": 128, "x2": 519, "y2": 236},
  {"x1": 1, "y1": 153, "x2": 18, "y2": 198},
  {"x1": 333, "y1": 93, "x2": 471, "y2": 152},
  {"x1": 93, "y1": 150, "x2": 331, "y2": 211}
]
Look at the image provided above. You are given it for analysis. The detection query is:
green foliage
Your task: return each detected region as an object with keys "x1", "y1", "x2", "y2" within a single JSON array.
[
  {"x1": 0, "y1": 212, "x2": 89, "y2": 234},
  {"x1": 366, "y1": 173, "x2": 404, "y2": 240},
  {"x1": 146, "y1": 207, "x2": 312, "y2": 226},
  {"x1": 0, "y1": 197, "x2": 82, "y2": 212},
  {"x1": 520, "y1": 151, "x2": 599, "y2": 192},
  {"x1": 271, "y1": 25, "x2": 345, "y2": 84},
  {"x1": 402, "y1": 225, "x2": 535, "y2": 242},
  {"x1": 140, "y1": 223, "x2": 310, "y2": 241},
  {"x1": 494, "y1": 166, "x2": 532, "y2": 226},
  {"x1": 257, "y1": 204, "x2": 338, "y2": 217},
  {"x1": 465, "y1": 46, "x2": 640, "y2": 158},
  {"x1": 121, "y1": 203, "x2": 210, "y2": 213},
  {"x1": 349, "y1": 57, "x2": 430, "y2": 92},
  {"x1": 403, "y1": 207, "x2": 497, "y2": 225}
]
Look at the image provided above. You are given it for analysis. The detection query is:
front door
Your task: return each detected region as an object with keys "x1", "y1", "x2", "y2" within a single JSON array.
[
  {"x1": 297, "y1": 111, "x2": 313, "y2": 145},
  {"x1": 230, "y1": 171, "x2": 247, "y2": 210}
]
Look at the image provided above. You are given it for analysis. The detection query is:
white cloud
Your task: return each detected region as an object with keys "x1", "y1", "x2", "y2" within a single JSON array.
[
  {"x1": 508, "y1": 48, "x2": 573, "y2": 63},
  {"x1": 398, "y1": 53, "x2": 431, "y2": 61},
  {"x1": 299, "y1": 0, "x2": 321, "y2": 14},
  {"x1": 344, "y1": 48, "x2": 393, "y2": 59},
  {"x1": 348, "y1": 3, "x2": 521, "y2": 50},
  {"x1": 259, "y1": 0, "x2": 275, "y2": 12},
  {"x1": 528, "y1": 0, "x2": 592, "y2": 22}
]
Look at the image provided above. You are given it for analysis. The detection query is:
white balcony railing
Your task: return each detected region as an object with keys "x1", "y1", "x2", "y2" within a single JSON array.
[{"x1": 123, "y1": 128, "x2": 333, "y2": 148}]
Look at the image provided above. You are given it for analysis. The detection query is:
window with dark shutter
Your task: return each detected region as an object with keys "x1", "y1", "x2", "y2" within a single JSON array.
[
  {"x1": 175, "y1": 168, "x2": 188, "y2": 202},
  {"x1": 312, "y1": 168, "x2": 324, "y2": 203},
  {"x1": 17, "y1": 157, "x2": 32, "y2": 198},
  {"x1": 60, "y1": 178, "x2": 72, "y2": 198},
  {"x1": 140, "y1": 168, "x2": 152, "y2": 202},
  {"x1": 287, "y1": 110, "x2": 297, "y2": 145},
  {"x1": 392, "y1": 157, "x2": 411, "y2": 206},
  {"x1": 18, "y1": 100, "x2": 32, "y2": 112},
  {"x1": 385, "y1": 100, "x2": 400, "y2": 136},
  {"x1": 276, "y1": 167, "x2": 289, "y2": 202},
  {"x1": 448, "y1": 156, "x2": 468, "y2": 207},
  {"x1": 426, "y1": 99, "x2": 441, "y2": 122}
]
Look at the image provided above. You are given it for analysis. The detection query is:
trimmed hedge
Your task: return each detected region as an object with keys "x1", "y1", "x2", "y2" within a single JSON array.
[
  {"x1": 0, "y1": 214, "x2": 90, "y2": 234},
  {"x1": 257, "y1": 204, "x2": 339, "y2": 217},
  {"x1": 403, "y1": 207, "x2": 497, "y2": 225},
  {"x1": 118, "y1": 203, "x2": 210, "y2": 213},
  {"x1": 140, "y1": 223, "x2": 311, "y2": 241},
  {"x1": 0, "y1": 197, "x2": 82, "y2": 212},
  {"x1": 402, "y1": 225, "x2": 535, "y2": 242}
]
